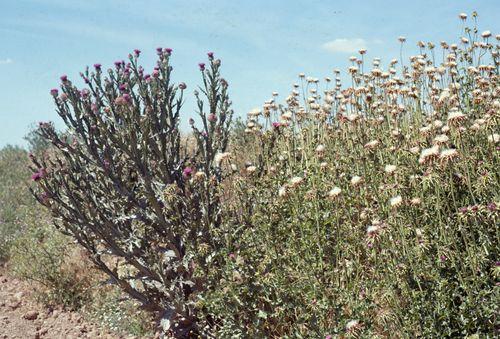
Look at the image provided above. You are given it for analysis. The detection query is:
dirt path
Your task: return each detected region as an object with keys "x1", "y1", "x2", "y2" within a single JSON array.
[{"x1": 0, "y1": 266, "x2": 122, "y2": 339}]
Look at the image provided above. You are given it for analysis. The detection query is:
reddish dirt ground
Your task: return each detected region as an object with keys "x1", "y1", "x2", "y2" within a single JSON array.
[{"x1": 0, "y1": 266, "x2": 123, "y2": 339}]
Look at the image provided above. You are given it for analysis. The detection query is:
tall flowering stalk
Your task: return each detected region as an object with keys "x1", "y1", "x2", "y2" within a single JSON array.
[{"x1": 29, "y1": 50, "x2": 233, "y2": 337}]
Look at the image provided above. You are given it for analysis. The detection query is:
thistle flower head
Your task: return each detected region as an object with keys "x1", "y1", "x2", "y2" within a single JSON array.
[
  {"x1": 390, "y1": 195, "x2": 403, "y2": 208},
  {"x1": 289, "y1": 176, "x2": 304, "y2": 187},
  {"x1": 327, "y1": 187, "x2": 342, "y2": 198},
  {"x1": 418, "y1": 145, "x2": 440, "y2": 164},
  {"x1": 384, "y1": 164, "x2": 397, "y2": 174},
  {"x1": 351, "y1": 175, "x2": 363, "y2": 186}
]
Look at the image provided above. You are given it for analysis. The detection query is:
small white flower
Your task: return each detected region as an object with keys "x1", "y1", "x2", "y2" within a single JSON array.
[
  {"x1": 346, "y1": 319, "x2": 361, "y2": 331},
  {"x1": 289, "y1": 176, "x2": 304, "y2": 187},
  {"x1": 487, "y1": 133, "x2": 499, "y2": 143},
  {"x1": 364, "y1": 140, "x2": 380, "y2": 149},
  {"x1": 384, "y1": 164, "x2": 397, "y2": 174},
  {"x1": 410, "y1": 197, "x2": 422, "y2": 205},
  {"x1": 482, "y1": 30, "x2": 492, "y2": 38},
  {"x1": 434, "y1": 134, "x2": 449, "y2": 144},
  {"x1": 447, "y1": 110, "x2": 466, "y2": 124},
  {"x1": 327, "y1": 187, "x2": 342, "y2": 198},
  {"x1": 409, "y1": 146, "x2": 420, "y2": 154},
  {"x1": 366, "y1": 224, "x2": 380, "y2": 235},
  {"x1": 246, "y1": 165, "x2": 257, "y2": 173},
  {"x1": 278, "y1": 186, "x2": 287, "y2": 197},
  {"x1": 247, "y1": 108, "x2": 261, "y2": 117},
  {"x1": 390, "y1": 195, "x2": 403, "y2": 208},
  {"x1": 439, "y1": 148, "x2": 459, "y2": 161},
  {"x1": 214, "y1": 152, "x2": 231, "y2": 166},
  {"x1": 351, "y1": 175, "x2": 363, "y2": 186},
  {"x1": 418, "y1": 145, "x2": 440, "y2": 164}
]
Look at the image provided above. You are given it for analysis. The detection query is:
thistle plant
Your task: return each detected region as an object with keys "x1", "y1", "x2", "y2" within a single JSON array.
[
  {"x1": 201, "y1": 15, "x2": 499, "y2": 337},
  {"x1": 30, "y1": 49, "x2": 233, "y2": 337}
]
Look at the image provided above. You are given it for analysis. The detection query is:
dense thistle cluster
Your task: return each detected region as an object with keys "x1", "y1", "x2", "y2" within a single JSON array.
[{"x1": 202, "y1": 15, "x2": 499, "y2": 337}]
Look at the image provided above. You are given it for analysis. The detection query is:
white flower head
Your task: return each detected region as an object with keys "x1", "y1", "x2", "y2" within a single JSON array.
[
  {"x1": 327, "y1": 187, "x2": 342, "y2": 198},
  {"x1": 289, "y1": 176, "x2": 304, "y2": 187},
  {"x1": 418, "y1": 145, "x2": 440, "y2": 164},
  {"x1": 487, "y1": 133, "x2": 499, "y2": 143},
  {"x1": 351, "y1": 175, "x2": 363, "y2": 186},
  {"x1": 384, "y1": 164, "x2": 397, "y2": 174},
  {"x1": 390, "y1": 195, "x2": 403, "y2": 208}
]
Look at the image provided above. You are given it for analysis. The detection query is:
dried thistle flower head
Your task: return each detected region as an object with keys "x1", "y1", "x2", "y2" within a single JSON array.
[
  {"x1": 419, "y1": 145, "x2": 440, "y2": 164},
  {"x1": 482, "y1": 30, "x2": 492, "y2": 38},
  {"x1": 410, "y1": 197, "x2": 422, "y2": 205},
  {"x1": 390, "y1": 195, "x2": 403, "y2": 208},
  {"x1": 434, "y1": 134, "x2": 449, "y2": 144},
  {"x1": 246, "y1": 165, "x2": 257, "y2": 174},
  {"x1": 384, "y1": 164, "x2": 397, "y2": 174},
  {"x1": 289, "y1": 176, "x2": 304, "y2": 187},
  {"x1": 351, "y1": 175, "x2": 363, "y2": 186},
  {"x1": 447, "y1": 110, "x2": 466, "y2": 125},
  {"x1": 487, "y1": 133, "x2": 499, "y2": 143},
  {"x1": 327, "y1": 187, "x2": 342, "y2": 198},
  {"x1": 364, "y1": 140, "x2": 380, "y2": 150},
  {"x1": 439, "y1": 148, "x2": 459, "y2": 162}
]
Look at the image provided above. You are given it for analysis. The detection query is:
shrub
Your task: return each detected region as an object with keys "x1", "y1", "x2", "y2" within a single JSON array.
[
  {"x1": 9, "y1": 216, "x2": 94, "y2": 309},
  {"x1": 0, "y1": 145, "x2": 33, "y2": 260},
  {"x1": 31, "y1": 50, "x2": 233, "y2": 336}
]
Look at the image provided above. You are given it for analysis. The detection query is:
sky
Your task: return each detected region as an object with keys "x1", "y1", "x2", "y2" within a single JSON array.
[{"x1": 0, "y1": 0, "x2": 498, "y2": 148}]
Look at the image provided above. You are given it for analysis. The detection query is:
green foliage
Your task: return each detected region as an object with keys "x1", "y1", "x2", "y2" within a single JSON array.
[
  {"x1": 84, "y1": 286, "x2": 154, "y2": 337},
  {"x1": 24, "y1": 123, "x2": 51, "y2": 155},
  {"x1": 9, "y1": 217, "x2": 93, "y2": 309},
  {"x1": 0, "y1": 145, "x2": 32, "y2": 260}
]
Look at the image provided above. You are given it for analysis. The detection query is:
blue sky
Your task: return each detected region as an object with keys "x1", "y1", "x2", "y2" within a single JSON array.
[{"x1": 0, "y1": 0, "x2": 498, "y2": 147}]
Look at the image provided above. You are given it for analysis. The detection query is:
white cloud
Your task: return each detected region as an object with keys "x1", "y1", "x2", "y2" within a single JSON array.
[
  {"x1": 0, "y1": 58, "x2": 13, "y2": 65},
  {"x1": 322, "y1": 38, "x2": 368, "y2": 53}
]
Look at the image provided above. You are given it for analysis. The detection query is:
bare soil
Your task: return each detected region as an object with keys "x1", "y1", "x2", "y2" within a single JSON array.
[{"x1": 0, "y1": 266, "x2": 125, "y2": 339}]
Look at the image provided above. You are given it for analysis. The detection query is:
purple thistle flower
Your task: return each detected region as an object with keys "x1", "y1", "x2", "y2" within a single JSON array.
[
  {"x1": 272, "y1": 122, "x2": 281, "y2": 129},
  {"x1": 229, "y1": 253, "x2": 235, "y2": 260},
  {"x1": 60, "y1": 75, "x2": 68, "y2": 82},
  {"x1": 198, "y1": 63, "x2": 205, "y2": 71},
  {"x1": 31, "y1": 168, "x2": 46, "y2": 182},
  {"x1": 152, "y1": 69, "x2": 160, "y2": 78},
  {"x1": 94, "y1": 63, "x2": 102, "y2": 70},
  {"x1": 156, "y1": 47, "x2": 163, "y2": 53},
  {"x1": 119, "y1": 84, "x2": 127, "y2": 92},
  {"x1": 178, "y1": 82, "x2": 187, "y2": 90},
  {"x1": 440, "y1": 255, "x2": 447, "y2": 262},
  {"x1": 207, "y1": 51, "x2": 214, "y2": 59},
  {"x1": 487, "y1": 202, "x2": 497, "y2": 211},
  {"x1": 50, "y1": 88, "x2": 59, "y2": 96},
  {"x1": 207, "y1": 113, "x2": 217, "y2": 122},
  {"x1": 183, "y1": 167, "x2": 193, "y2": 178},
  {"x1": 114, "y1": 60, "x2": 122, "y2": 68},
  {"x1": 459, "y1": 207, "x2": 468, "y2": 213},
  {"x1": 143, "y1": 74, "x2": 151, "y2": 80},
  {"x1": 134, "y1": 49, "x2": 141, "y2": 56},
  {"x1": 164, "y1": 48, "x2": 172, "y2": 54},
  {"x1": 122, "y1": 93, "x2": 131, "y2": 102},
  {"x1": 80, "y1": 89, "x2": 90, "y2": 98}
]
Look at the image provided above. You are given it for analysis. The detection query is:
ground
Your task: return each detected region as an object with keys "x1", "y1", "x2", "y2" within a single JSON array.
[{"x1": 0, "y1": 265, "x2": 126, "y2": 339}]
